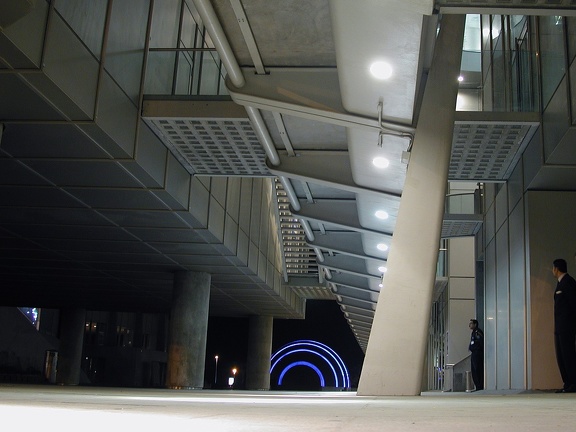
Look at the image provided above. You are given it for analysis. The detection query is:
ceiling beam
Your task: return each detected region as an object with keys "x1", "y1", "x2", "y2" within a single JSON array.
[{"x1": 267, "y1": 151, "x2": 403, "y2": 199}]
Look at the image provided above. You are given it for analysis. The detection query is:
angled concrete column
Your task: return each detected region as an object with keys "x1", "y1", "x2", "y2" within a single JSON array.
[
  {"x1": 245, "y1": 315, "x2": 273, "y2": 390},
  {"x1": 56, "y1": 307, "x2": 86, "y2": 386},
  {"x1": 357, "y1": 14, "x2": 465, "y2": 396},
  {"x1": 166, "y1": 271, "x2": 211, "y2": 389}
]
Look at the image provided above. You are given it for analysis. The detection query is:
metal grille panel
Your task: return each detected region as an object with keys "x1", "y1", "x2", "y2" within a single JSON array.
[
  {"x1": 442, "y1": 220, "x2": 483, "y2": 237},
  {"x1": 148, "y1": 118, "x2": 270, "y2": 176},
  {"x1": 449, "y1": 122, "x2": 536, "y2": 181}
]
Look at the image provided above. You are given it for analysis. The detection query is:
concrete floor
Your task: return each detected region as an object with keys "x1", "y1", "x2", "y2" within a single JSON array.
[{"x1": 1, "y1": 385, "x2": 574, "y2": 431}]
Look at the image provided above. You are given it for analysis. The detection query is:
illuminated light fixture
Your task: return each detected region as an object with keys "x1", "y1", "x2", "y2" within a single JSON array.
[
  {"x1": 458, "y1": 75, "x2": 464, "y2": 82},
  {"x1": 370, "y1": 61, "x2": 393, "y2": 80},
  {"x1": 379, "y1": 283, "x2": 383, "y2": 288},
  {"x1": 375, "y1": 210, "x2": 389, "y2": 220},
  {"x1": 270, "y1": 340, "x2": 351, "y2": 389},
  {"x1": 378, "y1": 266, "x2": 387, "y2": 273},
  {"x1": 278, "y1": 361, "x2": 325, "y2": 387},
  {"x1": 372, "y1": 157, "x2": 390, "y2": 169},
  {"x1": 377, "y1": 243, "x2": 389, "y2": 252}
]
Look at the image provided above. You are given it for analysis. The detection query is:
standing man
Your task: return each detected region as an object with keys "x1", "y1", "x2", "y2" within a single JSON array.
[
  {"x1": 552, "y1": 258, "x2": 576, "y2": 393},
  {"x1": 468, "y1": 319, "x2": 484, "y2": 391}
]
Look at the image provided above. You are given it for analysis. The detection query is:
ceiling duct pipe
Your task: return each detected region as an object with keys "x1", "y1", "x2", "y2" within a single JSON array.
[
  {"x1": 191, "y1": 1, "x2": 315, "y2": 269},
  {"x1": 300, "y1": 218, "x2": 315, "y2": 242},
  {"x1": 245, "y1": 106, "x2": 280, "y2": 166},
  {"x1": 192, "y1": 0, "x2": 245, "y2": 88},
  {"x1": 279, "y1": 176, "x2": 300, "y2": 212}
]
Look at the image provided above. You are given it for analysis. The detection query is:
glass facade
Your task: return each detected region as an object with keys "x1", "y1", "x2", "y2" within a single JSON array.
[{"x1": 145, "y1": 0, "x2": 228, "y2": 96}]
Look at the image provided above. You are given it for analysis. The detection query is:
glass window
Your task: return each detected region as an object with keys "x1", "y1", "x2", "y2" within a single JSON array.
[{"x1": 539, "y1": 15, "x2": 566, "y2": 108}]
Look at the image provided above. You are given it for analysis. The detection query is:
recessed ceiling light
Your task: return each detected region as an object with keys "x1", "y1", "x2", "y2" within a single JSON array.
[
  {"x1": 372, "y1": 157, "x2": 389, "y2": 169},
  {"x1": 378, "y1": 266, "x2": 387, "y2": 273},
  {"x1": 377, "y1": 243, "x2": 389, "y2": 251},
  {"x1": 379, "y1": 283, "x2": 383, "y2": 288},
  {"x1": 458, "y1": 75, "x2": 464, "y2": 82},
  {"x1": 369, "y1": 61, "x2": 393, "y2": 80},
  {"x1": 375, "y1": 210, "x2": 389, "y2": 220}
]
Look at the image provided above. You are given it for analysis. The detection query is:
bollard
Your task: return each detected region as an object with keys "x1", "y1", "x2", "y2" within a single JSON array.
[{"x1": 465, "y1": 370, "x2": 474, "y2": 392}]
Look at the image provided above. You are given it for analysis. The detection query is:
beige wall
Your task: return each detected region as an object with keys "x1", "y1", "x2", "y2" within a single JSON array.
[
  {"x1": 527, "y1": 191, "x2": 576, "y2": 390},
  {"x1": 447, "y1": 237, "x2": 476, "y2": 365}
]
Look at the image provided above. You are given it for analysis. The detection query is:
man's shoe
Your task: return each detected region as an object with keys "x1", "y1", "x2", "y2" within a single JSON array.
[{"x1": 555, "y1": 388, "x2": 565, "y2": 393}]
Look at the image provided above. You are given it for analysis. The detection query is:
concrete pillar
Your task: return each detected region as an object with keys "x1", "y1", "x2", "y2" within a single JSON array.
[
  {"x1": 357, "y1": 14, "x2": 465, "y2": 396},
  {"x1": 245, "y1": 315, "x2": 273, "y2": 390},
  {"x1": 166, "y1": 271, "x2": 211, "y2": 389},
  {"x1": 56, "y1": 307, "x2": 86, "y2": 385}
]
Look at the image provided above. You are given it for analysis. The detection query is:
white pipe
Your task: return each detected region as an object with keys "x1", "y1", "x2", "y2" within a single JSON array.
[
  {"x1": 245, "y1": 105, "x2": 281, "y2": 166},
  {"x1": 300, "y1": 218, "x2": 315, "y2": 242},
  {"x1": 279, "y1": 176, "x2": 300, "y2": 212},
  {"x1": 192, "y1": 0, "x2": 245, "y2": 88}
]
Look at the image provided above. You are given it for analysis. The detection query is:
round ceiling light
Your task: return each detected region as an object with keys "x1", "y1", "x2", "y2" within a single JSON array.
[
  {"x1": 377, "y1": 243, "x2": 389, "y2": 252},
  {"x1": 372, "y1": 157, "x2": 390, "y2": 169},
  {"x1": 378, "y1": 266, "x2": 387, "y2": 273},
  {"x1": 370, "y1": 61, "x2": 393, "y2": 80},
  {"x1": 375, "y1": 210, "x2": 389, "y2": 220}
]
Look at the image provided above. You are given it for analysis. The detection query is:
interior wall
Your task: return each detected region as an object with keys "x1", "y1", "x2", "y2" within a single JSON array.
[
  {"x1": 526, "y1": 191, "x2": 576, "y2": 390},
  {"x1": 446, "y1": 237, "x2": 476, "y2": 366},
  {"x1": 483, "y1": 173, "x2": 529, "y2": 390}
]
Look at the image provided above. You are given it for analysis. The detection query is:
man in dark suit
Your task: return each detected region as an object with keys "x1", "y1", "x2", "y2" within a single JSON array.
[
  {"x1": 468, "y1": 319, "x2": 484, "y2": 391},
  {"x1": 552, "y1": 258, "x2": 576, "y2": 393}
]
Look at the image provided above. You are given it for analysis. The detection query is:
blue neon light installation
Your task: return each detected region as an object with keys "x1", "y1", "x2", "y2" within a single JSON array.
[
  {"x1": 270, "y1": 339, "x2": 350, "y2": 389},
  {"x1": 278, "y1": 361, "x2": 325, "y2": 387},
  {"x1": 271, "y1": 348, "x2": 338, "y2": 386}
]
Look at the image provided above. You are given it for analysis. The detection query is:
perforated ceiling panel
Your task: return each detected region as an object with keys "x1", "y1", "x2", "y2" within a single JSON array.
[
  {"x1": 442, "y1": 220, "x2": 482, "y2": 238},
  {"x1": 438, "y1": 0, "x2": 576, "y2": 8},
  {"x1": 147, "y1": 118, "x2": 271, "y2": 176},
  {"x1": 449, "y1": 122, "x2": 537, "y2": 181}
]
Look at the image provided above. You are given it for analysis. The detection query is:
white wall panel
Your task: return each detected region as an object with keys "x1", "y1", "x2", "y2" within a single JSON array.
[
  {"x1": 249, "y1": 180, "x2": 262, "y2": 246},
  {"x1": 485, "y1": 201, "x2": 496, "y2": 245},
  {"x1": 43, "y1": 13, "x2": 99, "y2": 118},
  {"x1": 509, "y1": 201, "x2": 527, "y2": 389},
  {"x1": 496, "y1": 223, "x2": 510, "y2": 389},
  {"x1": 55, "y1": 1, "x2": 106, "y2": 59},
  {"x1": 134, "y1": 122, "x2": 167, "y2": 188},
  {"x1": 165, "y1": 153, "x2": 190, "y2": 210},
  {"x1": 224, "y1": 214, "x2": 238, "y2": 254},
  {"x1": 495, "y1": 184, "x2": 508, "y2": 233},
  {"x1": 484, "y1": 239, "x2": 497, "y2": 390},
  {"x1": 96, "y1": 74, "x2": 138, "y2": 156},
  {"x1": 238, "y1": 178, "x2": 253, "y2": 235},
  {"x1": 190, "y1": 177, "x2": 209, "y2": 227},
  {"x1": 106, "y1": 0, "x2": 149, "y2": 103},
  {"x1": 226, "y1": 178, "x2": 241, "y2": 223},
  {"x1": 211, "y1": 177, "x2": 227, "y2": 208},
  {"x1": 207, "y1": 197, "x2": 224, "y2": 242},
  {"x1": 507, "y1": 159, "x2": 523, "y2": 215},
  {"x1": 522, "y1": 131, "x2": 542, "y2": 189},
  {"x1": 3, "y1": 1, "x2": 49, "y2": 66},
  {"x1": 448, "y1": 237, "x2": 475, "y2": 278},
  {"x1": 237, "y1": 230, "x2": 249, "y2": 266},
  {"x1": 248, "y1": 241, "x2": 258, "y2": 274},
  {"x1": 447, "y1": 296, "x2": 475, "y2": 365}
]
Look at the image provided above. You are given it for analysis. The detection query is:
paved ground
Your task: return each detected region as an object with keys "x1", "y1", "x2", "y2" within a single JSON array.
[{"x1": 0, "y1": 385, "x2": 573, "y2": 431}]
